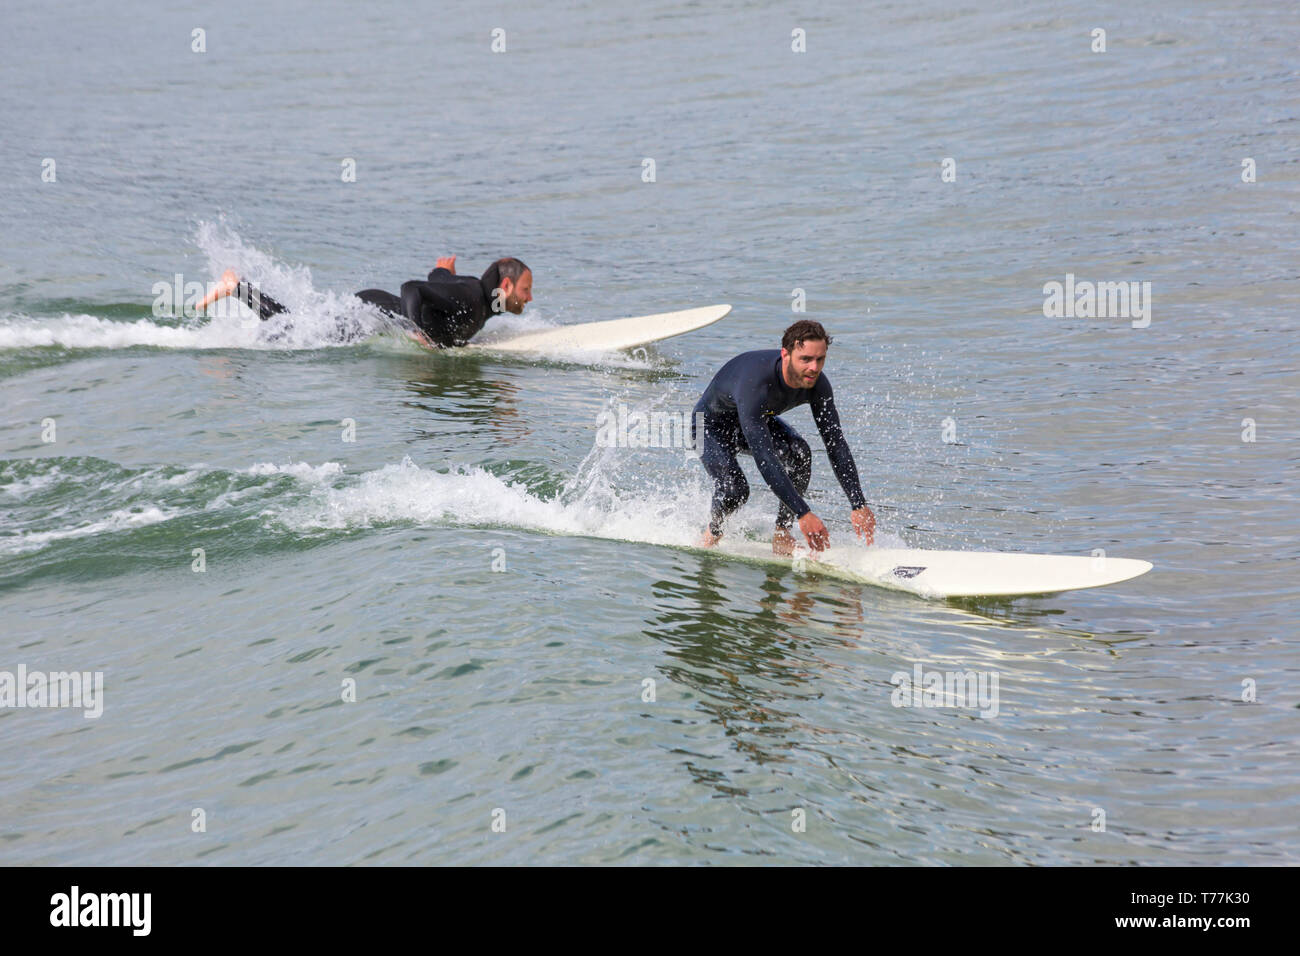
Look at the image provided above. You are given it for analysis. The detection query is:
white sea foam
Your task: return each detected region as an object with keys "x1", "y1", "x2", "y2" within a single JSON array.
[
  {"x1": 243, "y1": 461, "x2": 345, "y2": 483},
  {"x1": 0, "y1": 221, "x2": 397, "y2": 353},
  {"x1": 0, "y1": 312, "x2": 257, "y2": 350},
  {"x1": 1, "y1": 447, "x2": 899, "y2": 562},
  {"x1": 267, "y1": 455, "x2": 708, "y2": 546},
  {"x1": 0, "y1": 304, "x2": 404, "y2": 352},
  {"x1": 269, "y1": 454, "x2": 906, "y2": 554},
  {"x1": 0, "y1": 467, "x2": 65, "y2": 498},
  {"x1": 0, "y1": 506, "x2": 174, "y2": 554}
]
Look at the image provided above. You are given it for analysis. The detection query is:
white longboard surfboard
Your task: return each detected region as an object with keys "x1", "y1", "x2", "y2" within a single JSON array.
[
  {"x1": 707, "y1": 540, "x2": 1152, "y2": 599},
  {"x1": 466, "y1": 304, "x2": 730, "y2": 354}
]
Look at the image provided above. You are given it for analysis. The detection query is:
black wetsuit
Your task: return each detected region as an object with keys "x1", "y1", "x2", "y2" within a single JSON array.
[
  {"x1": 233, "y1": 262, "x2": 507, "y2": 347},
  {"x1": 693, "y1": 349, "x2": 867, "y2": 536}
]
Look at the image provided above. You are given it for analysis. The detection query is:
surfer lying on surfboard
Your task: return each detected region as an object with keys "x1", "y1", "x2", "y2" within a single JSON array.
[
  {"x1": 196, "y1": 255, "x2": 533, "y2": 347},
  {"x1": 695, "y1": 320, "x2": 876, "y2": 556}
]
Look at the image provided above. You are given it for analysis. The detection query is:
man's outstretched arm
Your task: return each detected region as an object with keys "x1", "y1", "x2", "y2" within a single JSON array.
[
  {"x1": 809, "y1": 393, "x2": 867, "y2": 508},
  {"x1": 810, "y1": 384, "x2": 875, "y2": 543}
]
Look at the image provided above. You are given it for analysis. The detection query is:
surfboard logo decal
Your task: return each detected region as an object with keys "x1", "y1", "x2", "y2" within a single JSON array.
[{"x1": 891, "y1": 566, "x2": 926, "y2": 579}]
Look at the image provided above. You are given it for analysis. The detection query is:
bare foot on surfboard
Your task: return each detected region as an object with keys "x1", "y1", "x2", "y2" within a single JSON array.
[
  {"x1": 697, "y1": 528, "x2": 720, "y2": 548},
  {"x1": 772, "y1": 527, "x2": 796, "y2": 556}
]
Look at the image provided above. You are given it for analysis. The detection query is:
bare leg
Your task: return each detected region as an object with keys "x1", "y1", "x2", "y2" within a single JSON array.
[
  {"x1": 196, "y1": 269, "x2": 240, "y2": 312},
  {"x1": 195, "y1": 269, "x2": 287, "y2": 321}
]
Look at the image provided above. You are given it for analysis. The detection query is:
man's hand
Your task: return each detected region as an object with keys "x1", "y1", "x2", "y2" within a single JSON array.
[
  {"x1": 850, "y1": 506, "x2": 876, "y2": 545},
  {"x1": 798, "y1": 512, "x2": 830, "y2": 552},
  {"x1": 435, "y1": 255, "x2": 456, "y2": 274}
]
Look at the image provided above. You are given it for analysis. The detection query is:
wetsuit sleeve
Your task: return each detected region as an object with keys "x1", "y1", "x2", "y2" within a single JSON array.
[
  {"x1": 810, "y1": 378, "x2": 868, "y2": 510},
  {"x1": 735, "y1": 391, "x2": 813, "y2": 519},
  {"x1": 399, "y1": 280, "x2": 473, "y2": 344}
]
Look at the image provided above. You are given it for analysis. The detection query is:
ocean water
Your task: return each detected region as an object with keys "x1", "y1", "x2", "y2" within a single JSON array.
[{"x1": 1, "y1": 0, "x2": 1297, "y2": 865}]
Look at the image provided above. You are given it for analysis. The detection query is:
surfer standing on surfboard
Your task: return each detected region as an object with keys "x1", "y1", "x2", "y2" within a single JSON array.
[
  {"x1": 196, "y1": 255, "x2": 532, "y2": 347},
  {"x1": 694, "y1": 320, "x2": 876, "y2": 555}
]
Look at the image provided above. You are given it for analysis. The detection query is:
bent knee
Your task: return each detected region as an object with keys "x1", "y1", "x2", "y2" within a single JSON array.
[{"x1": 721, "y1": 473, "x2": 750, "y2": 506}]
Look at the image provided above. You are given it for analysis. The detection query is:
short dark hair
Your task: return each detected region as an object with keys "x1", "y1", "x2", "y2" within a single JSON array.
[
  {"x1": 782, "y1": 319, "x2": 832, "y2": 352},
  {"x1": 494, "y1": 257, "x2": 529, "y2": 282}
]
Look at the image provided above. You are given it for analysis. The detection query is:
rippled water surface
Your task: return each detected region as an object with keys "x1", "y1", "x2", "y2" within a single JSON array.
[{"x1": 1, "y1": 0, "x2": 1297, "y2": 864}]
